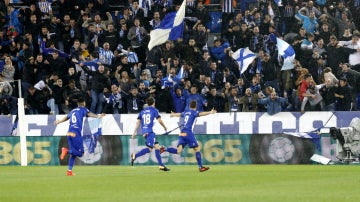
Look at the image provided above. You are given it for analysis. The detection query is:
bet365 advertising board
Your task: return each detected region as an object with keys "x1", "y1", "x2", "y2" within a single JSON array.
[{"x1": 0, "y1": 112, "x2": 353, "y2": 165}]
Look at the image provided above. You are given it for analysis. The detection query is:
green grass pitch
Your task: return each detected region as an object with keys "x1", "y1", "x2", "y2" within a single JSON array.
[{"x1": 1, "y1": 165, "x2": 359, "y2": 202}]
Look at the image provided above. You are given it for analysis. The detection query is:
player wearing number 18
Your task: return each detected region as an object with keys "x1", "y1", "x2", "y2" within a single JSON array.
[
  {"x1": 131, "y1": 97, "x2": 169, "y2": 171},
  {"x1": 161, "y1": 100, "x2": 216, "y2": 172},
  {"x1": 54, "y1": 97, "x2": 105, "y2": 176}
]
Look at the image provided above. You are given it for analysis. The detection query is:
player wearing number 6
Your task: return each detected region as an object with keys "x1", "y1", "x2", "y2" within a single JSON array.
[
  {"x1": 54, "y1": 97, "x2": 105, "y2": 176},
  {"x1": 161, "y1": 100, "x2": 216, "y2": 172},
  {"x1": 131, "y1": 97, "x2": 169, "y2": 171}
]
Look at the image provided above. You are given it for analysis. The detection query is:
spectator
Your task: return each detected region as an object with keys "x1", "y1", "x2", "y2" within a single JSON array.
[
  {"x1": 220, "y1": 0, "x2": 235, "y2": 39},
  {"x1": 127, "y1": 85, "x2": 146, "y2": 114},
  {"x1": 63, "y1": 79, "x2": 87, "y2": 111},
  {"x1": 239, "y1": 88, "x2": 261, "y2": 112},
  {"x1": 95, "y1": 41, "x2": 114, "y2": 67},
  {"x1": 260, "y1": 52, "x2": 280, "y2": 94},
  {"x1": 322, "y1": 66, "x2": 338, "y2": 86},
  {"x1": 308, "y1": 50, "x2": 325, "y2": 84},
  {"x1": 115, "y1": 18, "x2": 131, "y2": 50},
  {"x1": 258, "y1": 90, "x2": 288, "y2": 115},
  {"x1": 190, "y1": 23, "x2": 208, "y2": 51},
  {"x1": 249, "y1": 26, "x2": 264, "y2": 52},
  {"x1": 127, "y1": 18, "x2": 148, "y2": 64},
  {"x1": 223, "y1": 67, "x2": 237, "y2": 87},
  {"x1": 154, "y1": 85, "x2": 173, "y2": 113},
  {"x1": 316, "y1": 23, "x2": 332, "y2": 45},
  {"x1": 0, "y1": 93, "x2": 18, "y2": 115},
  {"x1": 148, "y1": 11, "x2": 162, "y2": 31},
  {"x1": 300, "y1": 79, "x2": 323, "y2": 112},
  {"x1": 103, "y1": 84, "x2": 128, "y2": 114},
  {"x1": 296, "y1": 10, "x2": 318, "y2": 34},
  {"x1": 206, "y1": 61, "x2": 223, "y2": 89},
  {"x1": 49, "y1": 76, "x2": 66, "y2": 114},
  {"x1": 1, "y1": 55, "x2": 15, "y2": 82},
  {"x1": 21, "y1": 57, "x2": 36, "y2": 98},
  {"x1": 338, "y1": 33, "x2": 360, "y2": 67},
  {"x1": 185, "y1": 84, "x2": 207, "y2": 112},
  {"x1": 209, "y1": 39, "x2": 230, "y2": 64},
  {"x1": 325, "y1": 35, "x2": 356, "y2": 72},
  {"x1": 34, "y1": 53, "x2": 48, "y2": 82},
  {"x1": 16, "y1": 42, "x2": 33, "y2": 73},
  {"x1": 82, "y1": 12, "x2": 113, "y2": 32},
  {"x1": 178, "y1": 38, "x2": 202, "y2": 66},
  {"x1": 98, "y1": 23, "x2": 120, "y2": 52},
  {"x1": 334, "y1": 77, "x2": 352, "y2": 111},
  {"x1": 80, "y1": 64, "x2": 111, "y2": 114},
  {"x1": 45, "y1": 50, "x2": 68, "y2": 78},
  {"x1": 225, "y1": 86, "x2": 241, "y2": 112},
  {"x1": 319, "y1": 78, "x2": 336, "y2": 111},
  {"x1": 62, "y1": 66, "x2": 81, "y2": 90},
  {"x1": 170, "y1": 85, "x2": 188, "y2": 113},
  {"x1": 325, "y1": 9, "x2": 358, "y2": 37}
]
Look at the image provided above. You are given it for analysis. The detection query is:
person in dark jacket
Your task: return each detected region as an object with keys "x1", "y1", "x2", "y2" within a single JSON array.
[
  {"x1": 80, "y1": 64, "x2": 111, "y2": 113},
  {"x1": 334, "y1": 77, "x2": 352, "y2": 111}
]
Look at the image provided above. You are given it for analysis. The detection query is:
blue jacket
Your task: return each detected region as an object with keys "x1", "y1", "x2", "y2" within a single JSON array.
[{"x1": 258, "y1": 96, "x2": 287, "y2": 115}]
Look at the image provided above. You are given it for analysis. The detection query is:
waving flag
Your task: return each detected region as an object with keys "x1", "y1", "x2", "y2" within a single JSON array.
[
  {"x1": 161, "y1": 66, "x2": 184, "y2": 89},
  {"x1": 232, "y1": 47, "x2": 256, "y2": 76},
  {"x1": 274, "y1": 0, "x2": 283, "y2": 6},
  {"x1": 276, "y1": 37, "x2": 295, "y2": 70},
  {"x1": 148, "y1": 0, "x2": 186, "y2": 50},
  {"x1": 83, "y1": 117, "x2": 102, "y2": 154},
  {"x1": 284, "y1": 132, "x2": 321, "y2": 150}
]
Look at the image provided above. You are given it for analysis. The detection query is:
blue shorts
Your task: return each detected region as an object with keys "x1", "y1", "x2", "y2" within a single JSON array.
[
  {"x1": 67, "y1": 131, "x2": 84, "y2": 157},
  {"x1": 177, "y1": 130, "x2": 198, "y2": 148},
  {"x1": 144, "y1": 132, "x2": 158, "y2": 148}
]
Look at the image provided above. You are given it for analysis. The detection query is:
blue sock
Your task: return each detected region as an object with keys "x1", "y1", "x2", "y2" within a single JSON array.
[
  {"x1": 196, "y1": 151, "x2": 202, "y2": 168},
  {"x1": 68, "y1": 155, "x2": 76, "y2": 171},
  {"x1": 167, "y1": 147, "x2": 178, "y2": 154},
  {"x1": 135, "y1": 148, "x2": 150, "y2": 158},
  {"x1": 155, "y1": 150, "x2": 164, "y2": 167}
]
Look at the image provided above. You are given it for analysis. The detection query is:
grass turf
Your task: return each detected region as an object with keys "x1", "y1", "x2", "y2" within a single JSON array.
[{"x1": 0, "y1": 165, "x2": 359, "y2": 202}]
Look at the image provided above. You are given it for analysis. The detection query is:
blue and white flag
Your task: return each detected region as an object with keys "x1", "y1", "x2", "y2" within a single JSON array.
[
  {"x1": 284, "y1": 132, "x2": 320, "y2": 150},
  {"x1": 274, "y1": 0, "x2": 282, "y2": 6},
  {"x1": 148, "y1": 0, "x2": 186, "y2": 50},
  {"x1": 232, "y1": 47, "x2": 256, "y2": 76},
  {"x1": 83, "y1": 117, "x2": 102, "y2": 154},
  {"x1": 276, "y1": 37, "x2": 295, "y2": 71},
  {"x1": 161, "y1": 66, "x2": 184, "y2": 88}
]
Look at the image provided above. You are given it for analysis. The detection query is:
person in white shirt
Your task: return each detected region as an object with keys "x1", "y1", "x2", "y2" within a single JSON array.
[{"x1": 338, "y1": 33, "x2": 360, "y2": 66}]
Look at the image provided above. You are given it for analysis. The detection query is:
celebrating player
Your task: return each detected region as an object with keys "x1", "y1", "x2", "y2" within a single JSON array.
[
  {"x1": 161, "y1": 100, "x2": 216, "y2": 172},
  {"x1": 55, "y1": 97, "x2": 105, "y2": 176},
  {"x1": 131, "y1": 97, "x2": 169, "y2": 171}
]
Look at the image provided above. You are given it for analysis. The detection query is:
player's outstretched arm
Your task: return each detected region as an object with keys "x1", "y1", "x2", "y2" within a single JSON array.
[
  {"x1": 157, "y1": 117, "x2": 167, "y2": 132},
  {"x1": 132, "y1": 119, "x2": 141, "y2": 139},
  {"x1": 87, "y1": 112, "x2": 105, "y2": 118},
  {"x1": 54, "y1": 115, "x2": 69, "y2": 125},
  {"x1": 170, "y1": 111, "x2": 181, "y2": 118},
  {"x1": 199, "y1": 108, "x2": 217, "y2": 117}
]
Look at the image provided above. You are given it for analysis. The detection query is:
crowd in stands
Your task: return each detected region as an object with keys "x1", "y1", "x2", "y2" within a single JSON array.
[{"x1": 0, "y1": 0, "x2": 359, "y2": 116}]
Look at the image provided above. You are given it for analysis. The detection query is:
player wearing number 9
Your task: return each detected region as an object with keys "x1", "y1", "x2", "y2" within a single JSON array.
[
  {"x1": 162, "y1": 100, "x2": 216, "y2": 172},
  {"x1": 54, "y1": 97, "x2": 105, "y2": 176}
]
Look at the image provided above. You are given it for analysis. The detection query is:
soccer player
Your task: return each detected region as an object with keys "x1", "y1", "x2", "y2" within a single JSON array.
[
  {"x1": 131, "y1": 97, "x2": 169, "y2": 171},
  {"x1": 55, "y1": 97, "x2": 104, "y2": 176},
  {"x1": 161, "y1": 100, "x2": 216, "y2": 172}
]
